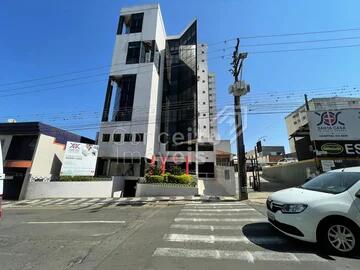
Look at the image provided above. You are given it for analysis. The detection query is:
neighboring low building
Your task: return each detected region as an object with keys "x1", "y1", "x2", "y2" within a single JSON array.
[
  {"x1": 0, "y1": 122, "x2": 94, "y2": 200},
  {"x1": 285, "y1": 97, "x2": 360, "y2": 159},
  {"x1": 246, "y1": 146, "x2": 285, "y2": 165},
  {"x1": 215, "y1": 140, "x2": 232, "y2": 166}
]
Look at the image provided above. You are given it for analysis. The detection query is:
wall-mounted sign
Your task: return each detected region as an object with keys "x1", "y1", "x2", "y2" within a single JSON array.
[
  {"x1": 60, "y1": 142, "x2": 99, "y2": 176},
  {"x1": 321, "y1": 160, "x2": 335, "y2": 172},
  {"x1": 314, "y1": 141, "x2": 360, "y2": 157},
  {"x1": 308, "y1": 109, "x2": 360, "y2": 141}
]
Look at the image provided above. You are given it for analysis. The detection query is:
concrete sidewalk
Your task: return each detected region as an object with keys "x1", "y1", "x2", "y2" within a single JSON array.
[{"x1": 247, "y1": 175, "x2": 288, "y2": 204}]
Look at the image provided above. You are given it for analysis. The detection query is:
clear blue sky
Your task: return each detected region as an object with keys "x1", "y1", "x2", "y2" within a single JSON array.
[{"x1": 1, "y1": 0, "x2": 360, "y2": 153}]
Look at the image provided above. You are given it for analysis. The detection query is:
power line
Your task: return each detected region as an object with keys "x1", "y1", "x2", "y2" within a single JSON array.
[
  {"x1": 2, "y1": 26, "x2": 360, "y2": 88},
  {"x1": 208, "y1": 27, "x2": 360, "y2": 46}
]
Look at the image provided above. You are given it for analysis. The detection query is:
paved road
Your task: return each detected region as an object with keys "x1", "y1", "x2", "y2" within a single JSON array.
[{"x1": 0, "y1": 202, "x2": 358, "y2": 269}]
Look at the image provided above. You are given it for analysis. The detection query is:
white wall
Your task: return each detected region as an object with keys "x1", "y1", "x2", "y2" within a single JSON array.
[
  {"x1": 0, "y1": 135, "x2": 12, "y2": 160},
  {"x1": 30, "y1": 134, "x2": 65, "y2": 178},
  {"x1": 25, "y1": 181, "x2": 113, "y2": 199},
  {"x1": 215, "y1": 166, "x2": 236, "y2": 195},
  {"x1": 197, "y1": 44, "x2": 211, "y2": 140},
  {"x1": 135, "y1": 183, "x2": 197, "y2": 197}
]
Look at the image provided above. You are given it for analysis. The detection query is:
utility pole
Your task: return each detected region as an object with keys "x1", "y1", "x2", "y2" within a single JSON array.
[
  {"x1": 304, "y1": 94, "x2": 310, "y2": 111},
  {"x1": 229, "y1": 38, "x2": 249, "y2": 200}
]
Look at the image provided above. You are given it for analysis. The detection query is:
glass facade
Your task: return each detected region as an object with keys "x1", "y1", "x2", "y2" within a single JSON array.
[
  {"x1": 101, "y1": 75, "x2": 137, "y2": 122},
  {"x1": 161, "y1": 21, "x2": 198, "y2": 150}
]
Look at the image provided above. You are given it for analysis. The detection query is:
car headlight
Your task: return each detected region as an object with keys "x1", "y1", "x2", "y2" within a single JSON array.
[{"x1": 281, "y1": 204, "x2": 307, "y2": 214}]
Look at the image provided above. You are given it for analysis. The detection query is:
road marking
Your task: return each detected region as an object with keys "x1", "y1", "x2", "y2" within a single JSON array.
[
  {"x1": 153, "y1": 248, "x2": 327, "y2": 262},
  {"x1": 68, "y1": 198, "x2": 89, "y2": 205},
  {"x1": 181, "y1": 208, "x2": 255, "y2": 212},
  {"x1": 170, "y1": 224, "x2": 246, "y2": 231},
  {"x1": 178, "y1": 212, "x2": 259, "y2": 217},
  {"x1": 54, "y1": 198, "x2": 77, "y2": 205},
  {"x1": 24, "y1": 221, "x2": 126, "y2": 224},
  {"x1": 175, "y1": 217, "x2": 266, "y2": 223},
  {"x1": 185, "y1": 203, "x2": 247, "y2": 206},
  {"x1": 85, "y1": 198, "x2": 101, "y2": 203},
  {"x1": 96, "y1": 198, "x2": 115, "y2": 204},
  {"x1": 36, "y1": 199, "x2": 53, "y2": 205},
  {"x1": 19, "y1": 199, "x2": 41, "y2": 205},
  {"x1": 41, "y1": 198, "x2": 64, "y2": 205},
  {"x1": 163, "y1": 233, "x2": 286, "y2": 244}
]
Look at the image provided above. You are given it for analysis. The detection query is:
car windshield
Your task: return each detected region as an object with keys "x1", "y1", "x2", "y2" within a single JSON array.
[{"x1": 301, "y1": 172, "x2": 360, "y2": 194}]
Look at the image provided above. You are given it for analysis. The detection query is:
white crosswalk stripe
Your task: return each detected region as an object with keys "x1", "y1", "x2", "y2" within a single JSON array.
[
  {"x1": 175, "y1": 217, "x2": 267, "y2": 222},
  {"x1": 163, "y1": 233, "x2": 287, "y2": 244},
  {"x1": 153, "y1": 248, "x2": 327, "y2": 263},
  {"x1": 153, "y1": 202, "x2": 328, "y2": 264},
  {"x1": 41, "y1": 198, "x2": 65, "y2": 205},
  {"x1": 170, "y1": 224, "x2": 246, "y2": 231},
  {"x1": 68, "y1": 198, "x2": 90, "y2": 205},
  {"x1": 178, "y1": 212, "x2": 259, "y2": 216},
  {"x1": 181, "y1": 208, "x2": 255, "y2": 212},
  {"x1": 185, "y1": 203, "x2": 247, "y2": 206},
  {"x1": 54, "y1": 198, "x2": 77, "y2": 205}
]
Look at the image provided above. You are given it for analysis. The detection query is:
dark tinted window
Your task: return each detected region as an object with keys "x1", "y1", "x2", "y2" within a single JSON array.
[
  {"x1": 301, "y1": 172, "x2": 360, "y2": 194},
  {"x1": 113, "y1": 75, "x2": 136, "y2": 121},
  {"x1": 102, "y1": 134, "x2": 110, "y2": 142},
  {"x1": 198, "y1": 143, "x2": 214, "y2": 151},
  {"x1": 126, "y1": 42, "x2": 141, "y2": 64},
  {"x1": 126, "y1": 41, "x2": 157, "y2": 65},
  {"x1": 130, "y1": 13, "x2": 143, "y2": 33},
  {"x1": 6, "y1": 135, "x2": 38, "y2": 160},
  {"x1": 117, "y1": 13, "x2": 144, "y2": 34},
  {"x1": 135, "y1": 133, "x2": 143, "y2": 142},
  {"x1": 124, "y1": 134, "x2": 132, "y2": 142},
  {"x1": 113, "y1": 134, "x2": 121, "y2": 142}
]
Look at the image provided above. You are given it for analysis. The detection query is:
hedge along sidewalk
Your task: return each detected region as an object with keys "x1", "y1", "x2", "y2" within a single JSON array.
[
  {"x1": 144, "y1": 174, "x2": 196, "y2": 186},
  {"x1": 55, "y1": 176, "x2": 111, "y2": 182},
  {"x1": 138, "y1": 182, "x2": 198, "y2": 188}
]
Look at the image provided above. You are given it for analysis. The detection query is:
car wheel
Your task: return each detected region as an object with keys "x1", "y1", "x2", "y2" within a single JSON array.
[{"x1": 320, "y1": 220, "x2": 359, "y2": 256}]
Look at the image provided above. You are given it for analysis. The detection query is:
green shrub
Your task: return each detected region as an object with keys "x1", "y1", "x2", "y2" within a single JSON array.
[
  {"x1": 145, "y1": 175, "x2": 164, "y2": 183},
  {"x1": 58, "y1": 176, "x2": 110, "y2": 182},
  {"x1": 168, "y1": 174, "x2": 194, "y2": 185},
  {"x1": 169, "y1": 165, "x2": 185, "y2": 175}
]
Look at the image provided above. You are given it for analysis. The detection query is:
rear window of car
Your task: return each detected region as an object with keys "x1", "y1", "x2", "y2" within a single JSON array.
[{"x1": 301, "y1": 172, "x2": 360, "y2": 194}]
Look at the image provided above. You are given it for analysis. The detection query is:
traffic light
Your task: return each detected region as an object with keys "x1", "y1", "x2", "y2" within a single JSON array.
[{"x1": 256, "y1": 141, "x2": 262, "y2": 153}]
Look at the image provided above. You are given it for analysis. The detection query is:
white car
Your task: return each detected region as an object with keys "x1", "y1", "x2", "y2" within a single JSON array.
[
  {"x1": 276, "y1": 158, "x2": 297, "y2": 165},
  {"x1": 267, "y1": 166, "x2": 360, "y2": 256}
]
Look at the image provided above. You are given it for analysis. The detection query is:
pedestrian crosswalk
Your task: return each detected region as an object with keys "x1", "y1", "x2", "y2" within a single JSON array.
[
  {"x1": 152, "y1": 202, "x2": 329, "y2": 265},
  {"x1": 2, "y1": 196, "x2": 207, "y2": 208}
]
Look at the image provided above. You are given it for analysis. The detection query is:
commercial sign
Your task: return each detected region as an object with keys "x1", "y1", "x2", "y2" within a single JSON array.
[
  {"x1": 307, "y1": 109, "x2": 360, "y2": 141},
  {"x1": 60, "y1": 142, "x2": 99, "y2": 176},
  {"x1": 314, "y1": 141, "x2": 360, "y2": 157}
]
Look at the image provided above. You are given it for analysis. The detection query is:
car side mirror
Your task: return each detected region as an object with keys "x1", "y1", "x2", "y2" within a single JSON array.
[{"x1": 356, "y1": 190, "x2": 360, "y2": 199}]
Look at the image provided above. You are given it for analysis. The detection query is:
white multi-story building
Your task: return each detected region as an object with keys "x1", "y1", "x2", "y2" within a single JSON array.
[
  {"x1": 285, "y1": 97, "x2": 360, "y2": 155},
  {"x1": 97, "y1": 4, "x2": 218, "y2": 180}
]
